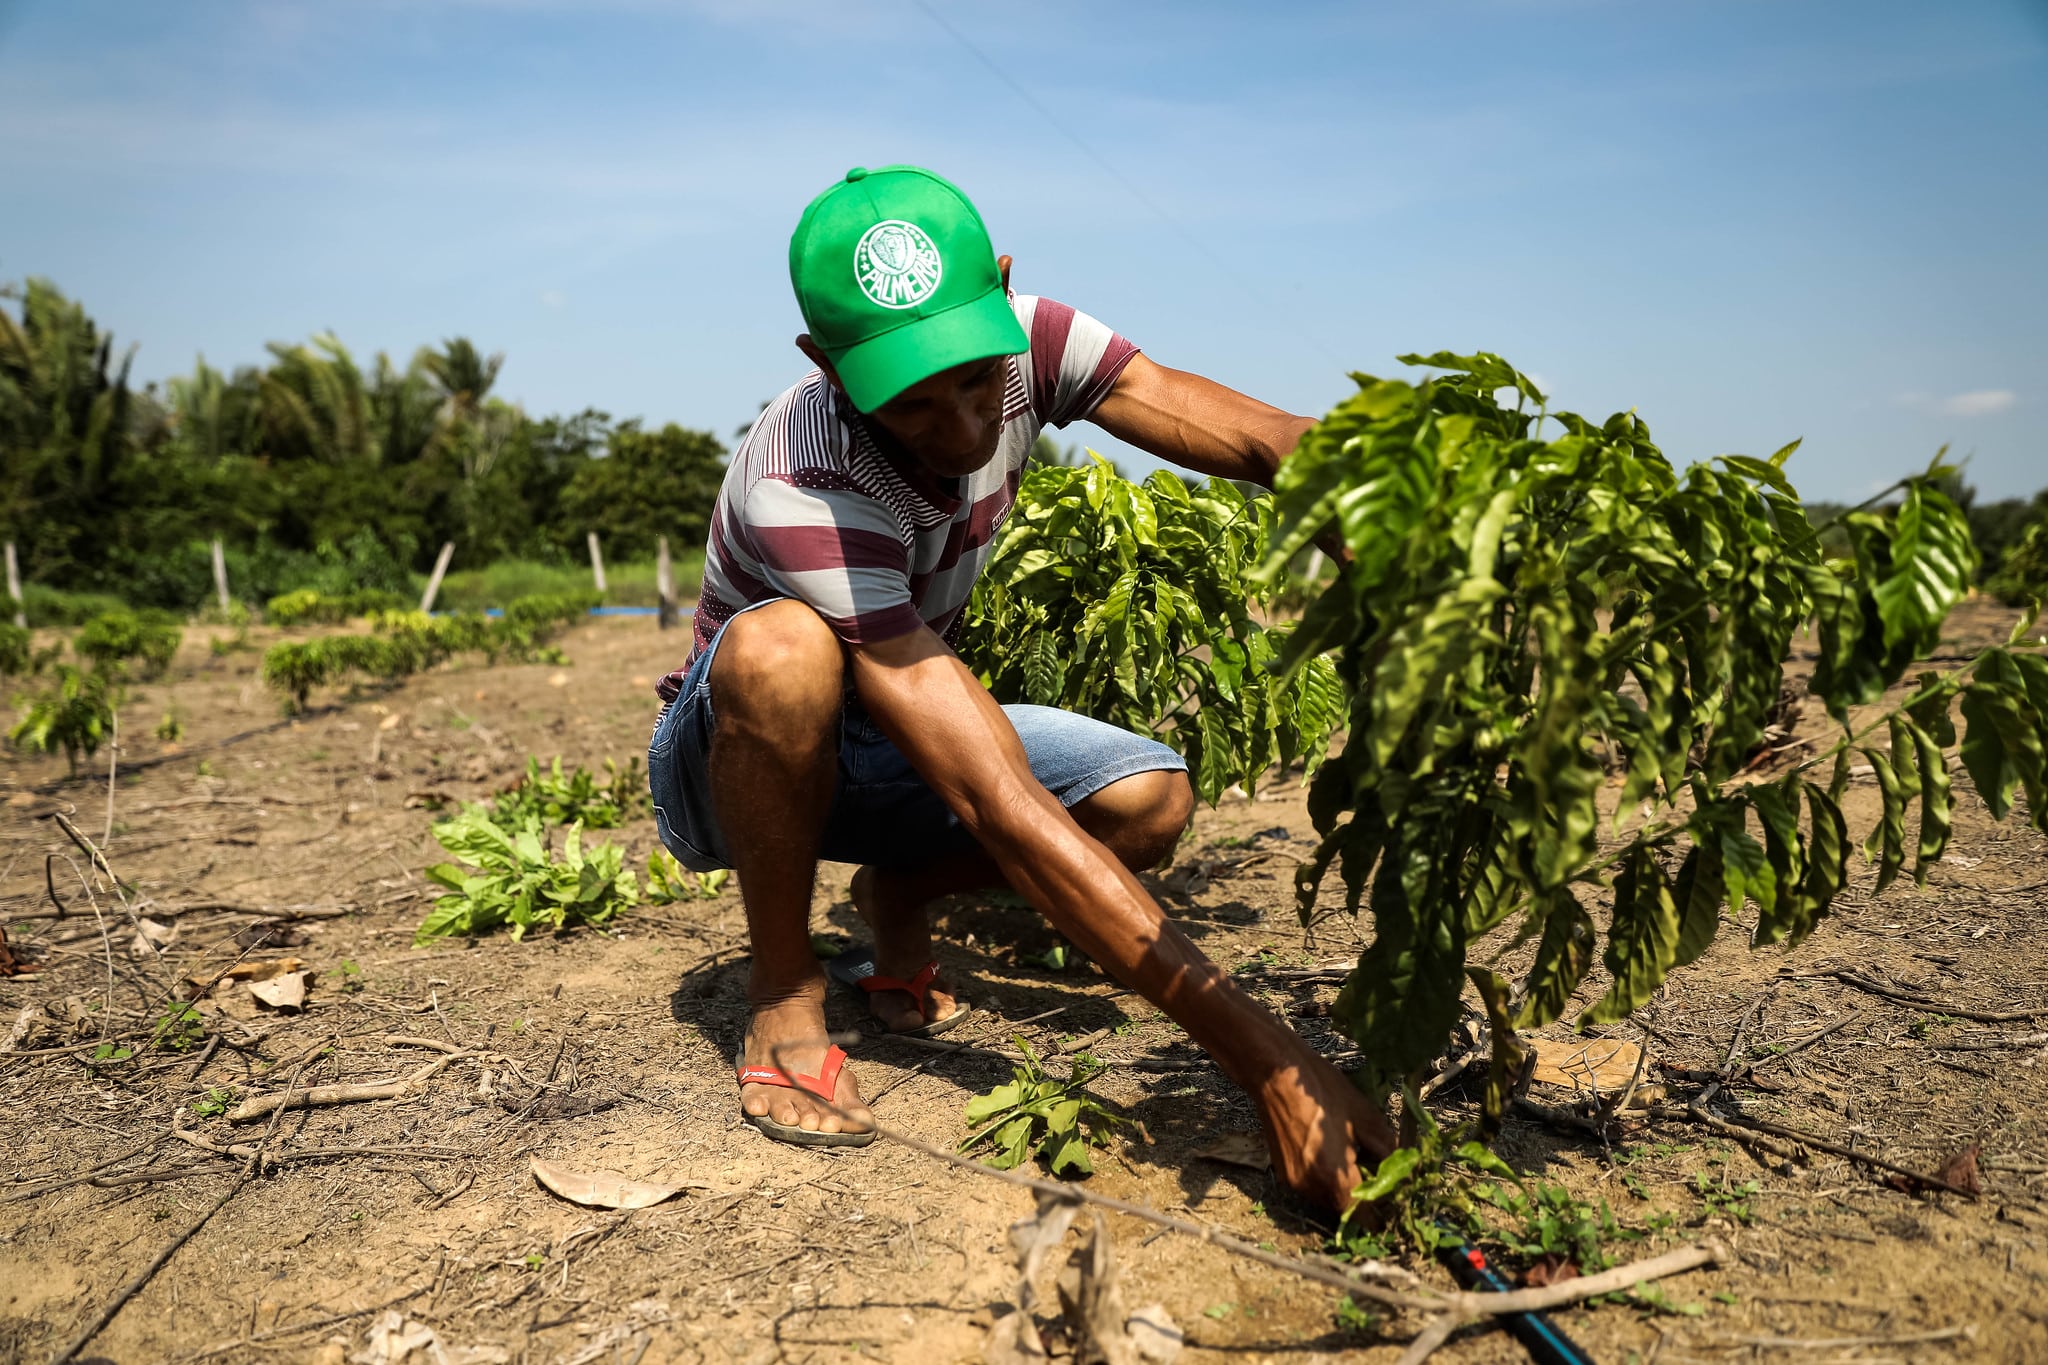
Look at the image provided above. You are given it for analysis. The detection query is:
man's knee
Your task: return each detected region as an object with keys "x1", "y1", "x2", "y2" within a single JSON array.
[
  {"x1": 1083, "y1": 768, "x2": 1193, "y2": 869},
  {"x1": 709, "y1": 601, "x2": 844, "y2": 727}
]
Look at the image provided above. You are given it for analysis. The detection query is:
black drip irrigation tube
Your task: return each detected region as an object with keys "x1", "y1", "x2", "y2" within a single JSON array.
[{"x1": 1434, "y1": 1234, "x2": 1596, "y2": 1365}]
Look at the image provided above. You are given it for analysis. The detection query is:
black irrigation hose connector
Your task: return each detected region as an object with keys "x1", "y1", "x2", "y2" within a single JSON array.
[{"x1": 1433, "y1": 1232, "x2": 1597, "y2": 1365}]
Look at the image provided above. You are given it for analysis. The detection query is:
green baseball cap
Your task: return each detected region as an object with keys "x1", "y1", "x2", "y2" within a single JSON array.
[{"x1": 789, "y1": 165, "x2": 1028, "y2": 413}]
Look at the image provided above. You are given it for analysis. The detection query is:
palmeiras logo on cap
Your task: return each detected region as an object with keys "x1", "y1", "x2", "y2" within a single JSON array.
[{"x1": 853, "y1": 219, "x2": 943, "y2": 310}]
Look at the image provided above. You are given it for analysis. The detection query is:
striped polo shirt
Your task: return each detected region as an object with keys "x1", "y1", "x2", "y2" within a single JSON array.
[{"x1": 657, "y1": 294, "x2": 1137, "y2": 702}]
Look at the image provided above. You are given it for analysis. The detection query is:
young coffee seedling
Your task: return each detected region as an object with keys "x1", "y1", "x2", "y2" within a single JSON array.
[
  {"x1": 9, "y1": 664, "x2": 119, "y2": 775},
  {"x1": 959, "y1": 1040, "x2": 1126, "y2": 1177}
]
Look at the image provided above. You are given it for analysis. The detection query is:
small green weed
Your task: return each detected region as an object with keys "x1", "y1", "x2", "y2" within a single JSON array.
[
  {"x1": 1024, "y1": 940, "x2": 1076, "y2": 973},
  {"x1": 155, "y1": 710, "x2": 184, "y2": 743},
  {"x1": 190, "y1": 1087, "x2": 236, "y2": 1118},
  {"x1": 1330, "y1": 1099, "x2": 1643, "y2": 1278},
  {"x1": 1908, "y1": 1012, "x2": 1955, "y2": 1040},
  {"x1": 1693, "y1": 1169, "x2": 1759, "y2": 1224},
  {"x1": 959, "y1": 1040, "x2": 1125, "y2": 1176}
]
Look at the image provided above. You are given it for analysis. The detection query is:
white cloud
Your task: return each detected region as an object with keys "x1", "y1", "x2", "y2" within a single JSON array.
[
  {"x1": 1894, "y1": 388, "x2": 2018, "y2": 418},
  {"x1": 1938, "y1": 389, "x2": 2016, "y2": 418}
]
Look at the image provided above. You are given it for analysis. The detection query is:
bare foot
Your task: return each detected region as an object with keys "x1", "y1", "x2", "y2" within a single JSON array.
[
  {"x1": 848, "y1": 865, "x2": 960, "y2": 1033},
  {"x1": 1252, "y1": 1051, "x2": 1398, "y2": 1214},
  {"x1": 738, "y1": 995, "x2": 873, "y2": 1136}
]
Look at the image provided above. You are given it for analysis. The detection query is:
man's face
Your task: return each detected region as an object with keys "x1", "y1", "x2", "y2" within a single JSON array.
[{"x1": 864, "y1": 355, "x2": 1009, "y2": 480}]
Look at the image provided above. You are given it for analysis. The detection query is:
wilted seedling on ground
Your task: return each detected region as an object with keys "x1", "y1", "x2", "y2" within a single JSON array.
[
  {"x1": 959, "y1": 1040, "x2": 1126, "y2": 1176},
  {"x1": 414, "y1": 805, "x2": 638, "y2": 945},
  {"x1": 645, "y1": 848, "x2": 728, "y2": 903},
  {"x1": 496, "y1": 754, "x2": 647, "y2": 829}
]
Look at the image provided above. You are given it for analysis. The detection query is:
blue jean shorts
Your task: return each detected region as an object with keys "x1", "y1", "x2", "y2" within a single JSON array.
[{"x1": 646, "y1": 600, "x2": 1187, "y2": 873}]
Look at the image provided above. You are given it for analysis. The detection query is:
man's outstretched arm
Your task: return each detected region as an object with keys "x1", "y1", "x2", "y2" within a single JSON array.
[
  {"x1": 845, "y1": 623, "x2": 1395, "y2": 1210},
  {"x1": 1088, "y1": 353, "x2": 1315, "y2": 488}
]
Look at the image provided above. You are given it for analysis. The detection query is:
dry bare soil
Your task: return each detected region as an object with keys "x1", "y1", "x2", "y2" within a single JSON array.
[{"x1": 3, "y1": 604, "x2": 2045, "y2": 1365}]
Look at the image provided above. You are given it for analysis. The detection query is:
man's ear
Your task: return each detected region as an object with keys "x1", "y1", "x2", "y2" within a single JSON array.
[
  {"x1": 795, "y1": 333, "x2": 844, "y2": 391},
  {"x1": 997, "y1": 254, "x2": 1012, "y2": 293}
]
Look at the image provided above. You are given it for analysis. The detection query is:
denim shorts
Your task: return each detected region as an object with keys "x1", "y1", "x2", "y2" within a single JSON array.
[{"x1": 646, "y1": 600, "x2": 1187, "y2": 873}]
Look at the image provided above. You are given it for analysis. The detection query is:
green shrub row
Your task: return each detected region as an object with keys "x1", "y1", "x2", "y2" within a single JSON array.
[
  {"x1": 260, "y1": 590, "x2": 598, "y2": 709},
  {"x1": 265, "y1": 587, "x2": 412, "y2": 627}
]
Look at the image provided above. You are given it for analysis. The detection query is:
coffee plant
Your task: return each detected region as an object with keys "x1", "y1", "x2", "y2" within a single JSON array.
[
  {"x1": 72, "y1": 610, "x2": 182, "y2": 679},
  {"x1": 1253, "y1": 351, "x2": 2048, "y2": 1101},
  {"x1": 261, "y1": 590, "x2": 596, "y2": 709},
  {"x1": 0, "y1": 622, "x2": 37, "y2": 676},
  {"x1": 9, "y1": 663, "x2": 119, "y2": 775},
  {"x1": 1989, "y1": 515, "x2": 2048, "y2": 609},
  {"x1": 266, "y1": 588, "x2": 410, "y2": 627},
  {"x1": 958, "y1": 457, "x2": 1343, "y2": 802}
]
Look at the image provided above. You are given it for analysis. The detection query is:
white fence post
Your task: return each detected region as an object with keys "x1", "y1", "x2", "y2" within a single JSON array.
[
  {"x1": 656, "y1": 536, "x2": 676, "y2": 630},
  {"x1": 587, "y1": 532, "x2": 608, "y2": 595},
  {"x1": 419, "y1": 541, "x2": 455, "y2": 613},
  {"x1": 4, "y1": 542, "x2": 22, "y2": 629},
  {"x1": 211, "y1": 538, "x2": 231, "y2": 613}
]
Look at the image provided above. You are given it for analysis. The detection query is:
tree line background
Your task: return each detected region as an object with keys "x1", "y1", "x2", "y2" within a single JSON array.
[
  {"x1": 0, "y1": 278, "x2": 727, "y2": 619},
  {"x1": 3, "y1": 275, "x2": 2044, "y2": 622}
]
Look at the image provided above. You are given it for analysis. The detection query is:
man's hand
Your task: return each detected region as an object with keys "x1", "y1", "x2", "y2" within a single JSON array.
[
  {"x1": 845, "y1": 626, "x2": 1395, "y2": 1210},
  {"x1": 1089, "y1": 353, "x2": 1315, "y2": 488}
]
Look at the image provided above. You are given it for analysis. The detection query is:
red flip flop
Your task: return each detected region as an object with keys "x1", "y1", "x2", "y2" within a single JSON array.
[
  {"x1": 826, "y1": 948, "x2": 973, "y2": 1037},
  {"x1": 735, "y1": 1044, "x2": 876, "y2": 1148}
]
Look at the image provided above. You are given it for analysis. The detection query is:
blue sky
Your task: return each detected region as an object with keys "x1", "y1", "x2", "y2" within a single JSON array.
[{"x1": 2, "y1": 0, "x2": 2043, "y2": 499}]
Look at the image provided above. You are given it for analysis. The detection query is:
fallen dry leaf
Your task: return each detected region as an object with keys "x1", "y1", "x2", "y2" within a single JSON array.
[
  {"x1": 351, "y1": 1310, "x2": 509, "y2": 1365},
  {"x1": 547, "y1": 671, "x2": 569, "y2": 687},
  {"x1": 1935, "y1": 1143, "x2": 1983, "y2": 1196},
  {"x1": 248, "y1": 970, "x2": 309, "y2": 1012},
  {"x1": 130, "y1": 918, "x2": 178, "y2": 957},
  {"x1": 187, "y1": 957, "x2": 305, "y2": 993},
  {"x1": 1192, "y1": 1132, "x2": 1271, "y2": 1171},
  {"x1": 1528, "y1": 1037, "x2": 1643, "y2": 1093},
  {"x1": 530, "y1": 1155, "x2": 682, "y2": 1210},
  {"x1": 378, "y1": 712, "x2": 402, "y2": 731},
  {"x1": 3, "y1": 1004, "x2": 44, "y2": 1051}
]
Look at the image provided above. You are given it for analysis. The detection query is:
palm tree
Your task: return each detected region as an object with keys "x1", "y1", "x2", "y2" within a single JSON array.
[
  {"x1": 419, "y1": 337, "x2": 504, "y2": 424},
  {"x1": 0, "y1": 278, "x2": 139, "y2": 577}
]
